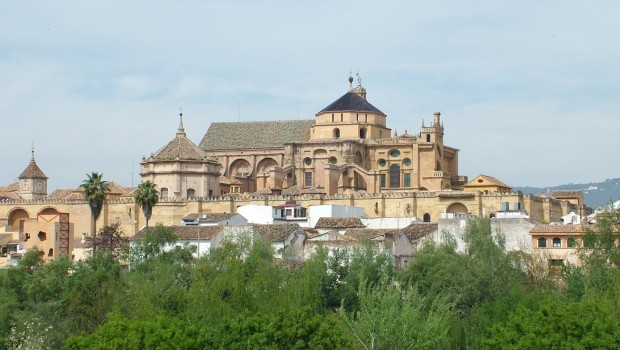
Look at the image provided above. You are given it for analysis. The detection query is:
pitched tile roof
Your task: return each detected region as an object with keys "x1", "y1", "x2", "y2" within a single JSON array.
[
  {"x1": 199, "y1": 120, "x2": 315, "y2": 151},
  {"x1": 252, "y1": 223, "x2": 300, "y2": 242},
  {"x1": 131, "y1": 225, "x2": 224, "y2": 241},
  {"x1": 318, "y1": 91, "x2": 385, "y2": 115},
  {"x1": 19, "y1": 160, "x2": 47, "y2": 179},
  {"x1": 345, "y1": 228, "x2": 394, "y2": 240},
  {"x1": 315, "y1": 217, "x2": 365, "y2": 229},
  {"x1": 530, "y1": 225, "x2": 586, "y2": 234},
  {"x1": 148, "y1": 133, "x2": 209, "y2": 162},
  {"x1": 464, "y1": 174, "x2": 512, "y2": 189},
  {"x1": 47, "y1": 189, "x2": 83, "y2": 200},
  {"x1": 182, "y1": 212, "x2": 236, "y2": 223},
  {"x1": 399, "y1": 223, "x2": 438, "y2": 240},
  {"x1": 551, "y1": 190, "x2": 584, "y2": 200}
]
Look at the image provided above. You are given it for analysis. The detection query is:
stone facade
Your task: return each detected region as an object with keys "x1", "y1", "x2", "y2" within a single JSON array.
[
  {"x1": 141, "y1": 114, "x2": 222, "y2": 199},
  {"x1": 200, "y1": 76, "x2": 466, "y2": 195}
]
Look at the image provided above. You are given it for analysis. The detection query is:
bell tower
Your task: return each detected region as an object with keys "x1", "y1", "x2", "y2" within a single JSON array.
[{"x1": 18, "y1": 147, "x2": 48, "y2": 200}]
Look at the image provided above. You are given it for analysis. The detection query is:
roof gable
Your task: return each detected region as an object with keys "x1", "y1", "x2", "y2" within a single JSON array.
[{"x1": 465, "y1": 174, "x2": 512, "y2": 189}]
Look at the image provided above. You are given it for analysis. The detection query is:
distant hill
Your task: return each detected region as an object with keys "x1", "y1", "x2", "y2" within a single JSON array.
[{"x1": 515, "y1": 178, "x2": 620, "y2": 209}]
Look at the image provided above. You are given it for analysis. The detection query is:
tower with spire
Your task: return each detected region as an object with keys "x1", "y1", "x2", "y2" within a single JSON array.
[
  {"x1": 18, "y1": 147, "x2": 48, "y2": 200},
  {"x1": 140, "y1": 111, "x2": 222, "y2": 199}
]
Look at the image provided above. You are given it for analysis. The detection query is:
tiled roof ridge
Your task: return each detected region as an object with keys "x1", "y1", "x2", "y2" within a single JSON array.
[{"x1": 210, "y1": 119, "x2": 315, "y2": 125}]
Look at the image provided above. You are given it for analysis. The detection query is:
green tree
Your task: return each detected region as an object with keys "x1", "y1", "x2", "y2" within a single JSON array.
[
  {"x1": 81, "y1": 172, "x2": 110, "y2": 255},
  {"x1": 134, "y1": 181, "x2": 159, "y2": 231},
  {"x1": 85, "y1": 223, "x2": 129, "y2": 260},
  {"x1": 340, "y1": 277, "x2": 454, "y2": 350}
]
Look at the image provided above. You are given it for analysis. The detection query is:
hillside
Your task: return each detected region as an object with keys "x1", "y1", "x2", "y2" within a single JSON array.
[{"x1": 515, "y1": 178, "x2": 620, "y2": 209}]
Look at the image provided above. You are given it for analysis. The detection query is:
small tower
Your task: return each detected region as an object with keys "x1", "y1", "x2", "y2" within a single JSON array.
[
  {"x1": 18, "y1": 147, "x2": 48, "y2": 200},
  {"x1": 420, "y1": 112, "x2": 444, "y2": 145}
]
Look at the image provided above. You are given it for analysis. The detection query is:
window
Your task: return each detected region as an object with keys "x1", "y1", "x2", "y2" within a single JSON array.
[
  {"x1": 567, "y1": 237, "x2": 576, "y2": 248},
  {"x1": 514, "y1": 202, "x2": 522, "y2": 210},
  {"x1": 304, "y1": 157, "x2": 312, "y2": 166},
  {"x1": 331, "y1": 114, "x2": 334, "y2": 122},
  {"x1": 426, "y1": 134, "x2": 431, "y2": 142},
  {"x1": 160, "y1": 188, "x2": 168, "y2": 198},
  {"x1": 378, "y1": 159, "x2": 386, "y2": 167},
  {"x1": 389, "y1": 164, "x2": 400, "y2": 188},
  {"x1": 553, "y1": 237, "x2": 561, "y2": 248},
  {"x1": 403, "y1": 158, "x2": 412, "y2": 166},
  {"x1": 340, "y1": 113, "x2": 343, "y2": 122},
  {"x1": 538, "y1": 237, "x2": 547, "y2": 248},
  {"x1": 423, "y1": 213, "x2": 431, "y2": 222},
  {"x1": 304, "y1": 172, "x2": 312, "y2": 187},
  {"x1": 380, "y1": 174, "x2": 386, "y2": 188},
  {"x1": 187, "y1": 188, "x2": 195, "y2": 198},
  {"x1": 38, "y1": 231, "x2": 47, "y2": 241},
  {"x1": 390, "y1": 150, "x2": 400, "y2": 157},
  {"x1": 501, "y1": 202, "x2": 510, "y2": 211},
  {"x1": 329, "y1": 157, "x2": 337, "y2": 165},
  {"x1": 333, "y1": 128, "x2": 340, "y2": 139},
  {"x1": 359, "y1": 127, "x2": 367, "y2": 139},
  {"x1": 404, "y1": 173, "x2": 411, "y2": 187}
]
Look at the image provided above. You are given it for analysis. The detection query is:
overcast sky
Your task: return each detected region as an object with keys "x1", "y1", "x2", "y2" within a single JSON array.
[{"x1": 1, "y1": 1, "x2": 618, "y2": 191}]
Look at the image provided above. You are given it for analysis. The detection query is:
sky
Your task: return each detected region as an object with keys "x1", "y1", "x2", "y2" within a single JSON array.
[{"x1": 1, "y1": 1, "x2": 619, "y2": 191}]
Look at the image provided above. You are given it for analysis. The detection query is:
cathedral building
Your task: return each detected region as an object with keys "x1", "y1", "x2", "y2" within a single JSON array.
[
  {"x1": 199, "y1": 76, "x2": 467, "y2": 196},
  {"x1": 140, "y1": 115, "x2": 222, "y2": 199}
]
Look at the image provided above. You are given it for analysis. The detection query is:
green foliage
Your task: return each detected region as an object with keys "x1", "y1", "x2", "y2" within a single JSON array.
[
  {"x1": 80, "y1": 171, "x2": 110, "y2": 222},
  {"x1": 6, "y1": 216, "x2": 620, "y2": 348},
  {"x1": 85, "y1": 223, "x2": 129, "y2": 260},
  {"x1": 63, "y1": 313, "x2": 202, "y2": 350},
  {"x1": 341, "y1": 277, "x2": 454, "y2": 350},
  {"x1": 134, "y1": 180, "x2": 159, "y2": 229},
  {"x1": 483, "y1": 297, "x2": 620, "y2": 349}
]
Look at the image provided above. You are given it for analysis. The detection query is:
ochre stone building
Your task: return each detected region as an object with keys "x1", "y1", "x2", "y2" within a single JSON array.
[{"x1": 199, "y1": 76, "x2": 466, "y2": 195}]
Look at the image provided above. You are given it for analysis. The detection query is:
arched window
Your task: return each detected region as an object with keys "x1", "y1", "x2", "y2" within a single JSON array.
[
  {"x1": 423, "y1": 213, "x2": 431, "y2": 222},
  {"x1": 333, "y1": 128, "x2": 340, "y2": 139},
  {"x1": 359, "y1": 127, "x2": 367, "y2": 139},
  {"x1": 160, "y1": 187, "x2": 168, "y2": 198},
  {"x1": 552, "y1": 237, "x2": 562, "y2": 248},
  {"x1": 187, "y1": 188, "x2": 195, "y2": 198},
  {"x1": 538, "y1": 237, "x2": 547, "y2": 248},
  {"x1": 389, "y1": 164, "x2": 400, "y2": 188}
]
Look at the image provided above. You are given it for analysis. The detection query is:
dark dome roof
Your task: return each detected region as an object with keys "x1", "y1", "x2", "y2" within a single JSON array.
[{"x1": 318, "y1": 91, "x2": 385, "y2": 116}]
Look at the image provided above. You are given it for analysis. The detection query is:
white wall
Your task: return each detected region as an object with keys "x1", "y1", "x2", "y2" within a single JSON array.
[
  {"x1": 308, "y1": 205, "x2": 367, "y2": 228},
  {"x1": 362, "y1": 217, "x2": 417, "y2": 229},
  {"x1": 237, "y1": 205, "x2": 275, "y2": 224}
]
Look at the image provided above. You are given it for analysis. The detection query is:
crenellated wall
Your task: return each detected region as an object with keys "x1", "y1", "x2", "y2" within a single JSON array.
[{"x1": 0, "y1": 190, "x2": 582, "y2": 239}]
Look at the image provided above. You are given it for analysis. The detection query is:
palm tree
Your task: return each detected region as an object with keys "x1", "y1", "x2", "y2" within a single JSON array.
[
  {"x1": 135, "y1": 180, "x2": 159, "y2": 231},
  {"x1": 81, "y1": 172, "x2": 110, "y2": 255}
]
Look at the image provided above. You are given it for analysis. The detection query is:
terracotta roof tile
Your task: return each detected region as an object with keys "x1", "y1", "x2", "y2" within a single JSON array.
[
  {"x1": 182, "y1": 212, "x2": 236, "y2": 223},
  {"x1": 252, "y1": 223, "x2": 300, "y2": 242},
  {"x1": 345, "y1": 228, "x2": 394, "y2": 240},
  {"x1": 19, "y1": 160, "x2": 47, "y2": 179},
  {"x1": 200, "y1": 120, "x2": 315, "y2": 151},
  {"x1": 315, "y1": 217, "x2": 365, "y2": 229},
  {"x1": 399, "y1": 223, "x2": 438, "y2": 240},
  {"x1": 131, "y1": 225, "x2": 224, "y2": 241},
  {"x1": 530, "y1": 225, "x2": 586, "y2": 234},
  {"x1": 465, "y1": 174, "x2": 511, "y2": 189}
]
